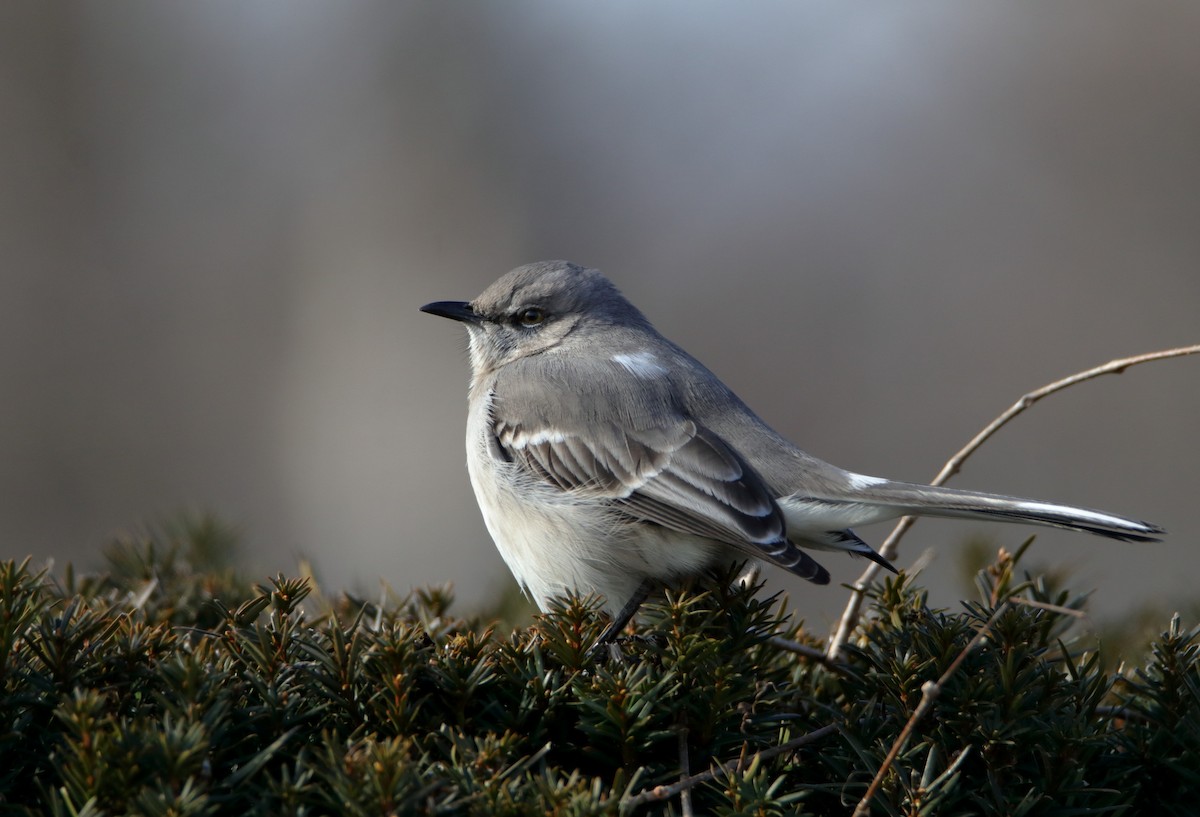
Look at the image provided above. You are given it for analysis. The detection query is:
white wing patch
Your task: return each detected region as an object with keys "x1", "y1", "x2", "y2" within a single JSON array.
[
  {"x1": 506, "y1": 428, "x2": 568, "y2": 449},
  {"x1": 612, "y1": 351, "x2": 668, "y2": 379}
]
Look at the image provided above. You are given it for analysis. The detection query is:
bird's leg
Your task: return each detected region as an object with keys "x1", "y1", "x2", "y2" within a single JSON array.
[{"x1": 586, "y1": 579, "x2": 654, "y2": 662}]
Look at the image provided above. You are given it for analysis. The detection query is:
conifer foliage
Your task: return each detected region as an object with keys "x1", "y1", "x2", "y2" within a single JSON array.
[{"x1": 0, "y1": 519, "x2": 1196, "y2": 815}]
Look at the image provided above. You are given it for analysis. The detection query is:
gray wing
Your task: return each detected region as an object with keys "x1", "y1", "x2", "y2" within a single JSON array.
[{"x1": 490, "y1": 368, "x2": 831, "y2": 584}]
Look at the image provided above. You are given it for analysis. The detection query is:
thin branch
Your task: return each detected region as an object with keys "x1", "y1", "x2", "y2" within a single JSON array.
[
  {"x1": 827, "y1": 344, "x2": 1200, "y2": 661},
  {"x1": 851, "y1": 601, "x2": 1011, "y2": 817},
  {"x1": 678, "y1": 719, "x2": 694, "y2": 817},
  {"x1": 1007, "y1": 596, "x2": 1087, "y2": 618},
  {"x1": 621, "y1": 724, "x2": 838, "y2": 811},
  {"x1": 768, "y1": 635, "x2": 849, "y2": 673},
  {"x1": 1095, "y1": 705, "x2": 1151, "y2": 722}
]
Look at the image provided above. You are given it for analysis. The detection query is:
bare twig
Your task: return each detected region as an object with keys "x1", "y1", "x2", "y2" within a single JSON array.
[
  {"x1": 768, "y1": 634, "x2": 849, "y2": 673},
  {"x1": 1007, "y1": 596, "x2": 1087, "y2": 618},
  {"x1": 827, "y1": 344, "x2": 1200, "y2": 661},
  {"x1": 678, "y1": 720, "x2": 694, "y2": 817},
  {"x1": 1095, "y1": 705, "x2": 1151, "y2": 722},
  {"x1": 621, "y1": 724, "x2": 838, "y2": 811},
  {"x1": 851, "y1": 601, "x2": 1012, "y2": 817}
]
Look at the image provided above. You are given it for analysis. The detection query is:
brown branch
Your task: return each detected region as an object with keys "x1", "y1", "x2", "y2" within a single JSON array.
[
  {"x1": 826, "y1": 344, "x2": 1200, "y2": 661},
  {"x1": 621, "y1": 724, "x2": 838, "y2": 811},
  {"x1": 1007, "y1": 596, "x2": 1087, "y2": 618},
  {"x1": 678, "y1": 719, "x2": 694, "y2": 817},
  {"x1": 851, "y1": 601, "x2": 1012, "y2": 817},
  {"x1": 767, "y1": 634, "x2": 850, "y2": 673}
]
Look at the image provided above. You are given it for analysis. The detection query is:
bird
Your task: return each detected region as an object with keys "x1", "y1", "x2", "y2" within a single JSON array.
[{"x1": 421, "y1": 260, "x2": 1162, "y2": 640}]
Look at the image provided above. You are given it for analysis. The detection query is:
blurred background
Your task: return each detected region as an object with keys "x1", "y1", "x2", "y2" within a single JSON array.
[{"x1": 2, "y1": 2, "x2": 1197, "y2": 634}]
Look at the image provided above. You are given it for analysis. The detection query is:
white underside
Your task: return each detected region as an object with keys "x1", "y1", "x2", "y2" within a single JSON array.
[
  {"x1": 466, "y1": 387, "x2": 723, "y2": 612},
  {"x1": 778, "y1": 495, "x2": 895, "y2": 534}
]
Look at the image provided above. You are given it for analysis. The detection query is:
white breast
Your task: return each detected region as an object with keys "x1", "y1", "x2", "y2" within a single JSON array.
[{"x1": 463, "y1": 384, "x2": 720, "y2": 612}]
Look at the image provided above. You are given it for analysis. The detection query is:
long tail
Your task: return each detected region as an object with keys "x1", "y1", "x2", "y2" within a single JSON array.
[{"x1": 854, "y1": 480, "x2": 1164, "y2": 543}]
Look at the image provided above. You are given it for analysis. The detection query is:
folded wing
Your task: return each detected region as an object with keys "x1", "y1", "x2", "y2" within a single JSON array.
[{"x1": 493, "y1": 416, "x2": 833, "y2": 583}]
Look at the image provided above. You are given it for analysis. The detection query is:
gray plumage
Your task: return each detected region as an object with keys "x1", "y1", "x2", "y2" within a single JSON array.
[{"x1": 422, "y1": 261, "x2": 1162, "y2": 616}]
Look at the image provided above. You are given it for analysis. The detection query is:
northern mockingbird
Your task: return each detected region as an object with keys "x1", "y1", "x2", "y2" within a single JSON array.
[{"x1": 422, "y1": 261, "x2": 1162, "y2": 638}]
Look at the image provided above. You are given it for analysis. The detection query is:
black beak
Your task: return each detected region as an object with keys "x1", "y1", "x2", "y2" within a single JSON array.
[{"x1": 420, "y1": 300, "x2": 479, "y2": 324}]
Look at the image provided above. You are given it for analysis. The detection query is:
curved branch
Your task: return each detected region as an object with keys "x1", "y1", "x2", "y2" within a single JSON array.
[{"x1": 826, "y1": 344, "x2": 1200, "y2": 661}]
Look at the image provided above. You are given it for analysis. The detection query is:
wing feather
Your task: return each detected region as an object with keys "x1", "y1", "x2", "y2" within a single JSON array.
[{"x1": 494, "y1": 415, "x2": 830, "y2": 582}]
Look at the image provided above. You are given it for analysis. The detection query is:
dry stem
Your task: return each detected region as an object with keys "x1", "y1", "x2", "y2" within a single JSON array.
[
  {"x1": 621, "y1": 724, "x2": 838, "y2": 811},
  {"x1": 826, "y1": 344, "x2": 1200, "y2": 661},
  {"x1": 851, "y1": 601, "x2": 1012, "y2": 817}
]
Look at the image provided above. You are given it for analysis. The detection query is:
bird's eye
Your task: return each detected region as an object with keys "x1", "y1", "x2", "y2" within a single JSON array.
[{"x1": 516, "y1": 307, "x2": 546, "y2": 327}]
